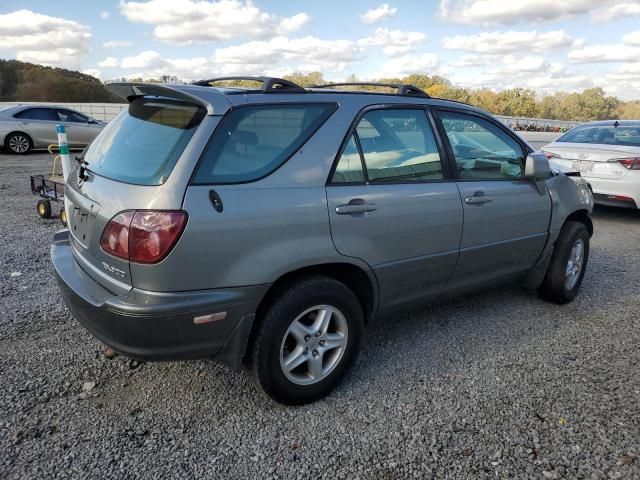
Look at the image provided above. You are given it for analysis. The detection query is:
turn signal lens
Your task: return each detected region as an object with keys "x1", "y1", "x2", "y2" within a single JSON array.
[{"x1": 100, "y1": 210, "x2": 187, "y2": 264}]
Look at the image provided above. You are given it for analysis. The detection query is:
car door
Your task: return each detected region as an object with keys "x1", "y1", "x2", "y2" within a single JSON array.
[
  {"x1": 434, "y1": 109, "x2": 551, "y2": 290},
  {"x1": 14, "y1": 108, "x2": 60, "y2": 146},
  {"x1": 326, "y1": 107, "x2": 463, "y2": 313},
  {"x1": 56, "y1": 109, "x2": 96, "y2": 146}
]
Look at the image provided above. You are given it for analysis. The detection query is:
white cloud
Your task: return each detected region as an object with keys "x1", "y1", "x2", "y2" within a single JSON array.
[
  {"x1": 212, "y1": 36, "x2": 363, "y2": 73},
  {"x1": 623, "y1": 31, "x2": 640, "y2": 46},
  {"x1": 100, "y1": 11, "x2": 110, "y2": 19},
  {"x1": 278, "y1": 13, "x2": 311, "y2": 34},
  {"x1": 83, "y1": 68, "x2": 102, "y2": 79},
  {"x1": 103, "y1": 40, "x2": 133, "y2": 48},
  {"x1": 0, "y1": 9, "x2": 92, "y2": 67},
  {"x1": 359, "y1": 4, "x2": 397, "y2": 24},
  {"x1": 98, "y1": 57, "x2": 119, "y2": 68},
  {"x1": 443, "y1": 30, "x2": 575, "y2": 54},
  {"x1": 119, "y1": 50, "x2": 211, "y2": 79},
  {"x1": 499, "y1": 55, "x2": 548, "y2": 73},
  {"x1": 119, "y1": 0, "x2": 311, "y2": 44},
  {"x1": 438, "y1": 0, "x2": 620, "y2": 25},
  {"x1": 569, "y1": 44, "x2": 640, "y2": 64},
  {"x1": 593, "y1": 2, "x2": 640, "y2": 23},
  {"x1": 377, "y1": 52, "x2": 439, "y2": 77},
  {"x1": 358, "y1": 28, "x2": 426, "y2": 56}
]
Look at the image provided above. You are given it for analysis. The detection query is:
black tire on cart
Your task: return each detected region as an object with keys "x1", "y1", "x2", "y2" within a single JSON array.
[
  {"x1": 37, "y1": 199, "x2": 52, "y2": 219},
  {"x1": 59, "y1": 207, "x2": 67, "y2": 227}
]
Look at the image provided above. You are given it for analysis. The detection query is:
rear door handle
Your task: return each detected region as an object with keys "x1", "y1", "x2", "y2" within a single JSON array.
[
  {"x1": 465, "y1": 192, "x2": 493, "y2": 205},
  {"x1": 335, "y1": 199, "x2": 377, "y2": 215}
]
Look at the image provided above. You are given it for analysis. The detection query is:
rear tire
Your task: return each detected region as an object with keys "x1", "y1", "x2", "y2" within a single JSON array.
[
  {"x1": 252, "y1": 276, "x2": 364, "y2": 405},
  {"x1": 5, "y1": 132, "x2": 32, "y2": 154},
  {"x1": 539, "y1": 221, "x2": 590, "y2": 304},
  {"x1": 37, "y1": 200, "x2": 52, "y2": 219}
]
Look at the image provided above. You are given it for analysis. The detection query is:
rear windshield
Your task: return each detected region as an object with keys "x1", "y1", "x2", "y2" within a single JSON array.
[
  {"x1": 557, "y1": 125, "x2": 640, "y2": 147},
  {"x1": 85, "y1": 97, "x2": 206, "y2": 185},
  {"x1": 192, "y1": 103, "x2": 336, "y2": 184}
]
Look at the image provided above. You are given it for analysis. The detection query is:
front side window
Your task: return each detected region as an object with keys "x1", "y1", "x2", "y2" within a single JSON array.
[
  {"x1": 355, "y1": 109, "x2": 444, "y2": 182},
  {"x1": 192, "y1": 103, "x2": 336, "y2": 184},
  {"x1": 439, "y1": 111, "x2": 525, "y2": 180}
]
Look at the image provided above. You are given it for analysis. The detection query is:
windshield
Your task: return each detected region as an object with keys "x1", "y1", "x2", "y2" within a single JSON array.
[
  {"x1": 557, "y1": 125, "x2": 640, "y2": 147},
  {"x1": 84, "y1": 97, "x2": 206, "y2": 185}
]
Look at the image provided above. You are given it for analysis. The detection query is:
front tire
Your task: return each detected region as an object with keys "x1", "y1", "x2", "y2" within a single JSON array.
[
  {"x1": 539, "y1": 221, "x2": 590, "y2": 304},
  {"x1": 6, "y1": 132, "x2": 32, "y2": 154},
  {"x1": 252, "y1": 276, "x2": 364, "y2": 405}
]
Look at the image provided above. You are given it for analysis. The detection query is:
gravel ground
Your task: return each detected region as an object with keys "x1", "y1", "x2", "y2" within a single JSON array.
[{"x1": 1, "y1": 152, "x2": 639, "y2": 479}]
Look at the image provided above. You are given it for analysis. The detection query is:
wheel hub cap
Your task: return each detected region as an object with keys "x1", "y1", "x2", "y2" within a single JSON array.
[
  {"x1": 10, "y1": 136, "x2": 28, "y2": 153},
  {"x1": 279, "y1": 305, "x2": 348, "y2": 386},
  {"x1": 565, "y1": 239, "x2": 584, "y2": 290}
]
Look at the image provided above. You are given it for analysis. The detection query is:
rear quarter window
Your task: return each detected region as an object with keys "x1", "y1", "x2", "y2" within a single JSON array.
[{"x1": 192, "y1": 103, "x2": 336, "y2": 184}]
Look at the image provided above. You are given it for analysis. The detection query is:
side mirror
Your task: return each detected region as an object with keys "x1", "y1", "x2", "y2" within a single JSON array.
[{"x1": 525, "y1": 152, "x2": 551, "y2": 180}]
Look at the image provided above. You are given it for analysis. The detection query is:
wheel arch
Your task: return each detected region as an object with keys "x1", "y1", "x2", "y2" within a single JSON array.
[
  {"x1": 565, "y1": 209, "x2": 593, "y2": 237},
  {"x1": 243, "y1": 261, "x2": 379, "y2": 363}
]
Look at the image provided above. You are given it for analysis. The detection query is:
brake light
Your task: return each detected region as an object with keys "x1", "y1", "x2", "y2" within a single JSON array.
[
  {"x1": 100, "y1": 211, "x2": 187, "y2": 264},
  {"x1": 100, "y1": 211, "x2": 133, "y2": 259},
  {"x1": 543, "y1": 151, "x2": 560, "y2": 160},
  {"x1": 615, "y1": 157, "x2": 640, "y2": 170}
]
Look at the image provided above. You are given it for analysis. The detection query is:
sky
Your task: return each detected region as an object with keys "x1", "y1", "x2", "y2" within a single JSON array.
[{"x1": 0, "y1": 0, "x2": 640, "y2": 100}]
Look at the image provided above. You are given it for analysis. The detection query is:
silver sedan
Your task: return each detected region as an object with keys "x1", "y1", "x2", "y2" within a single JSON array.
[{"x1": 0, "y1": 105, "x2": 106, "y2": 154}]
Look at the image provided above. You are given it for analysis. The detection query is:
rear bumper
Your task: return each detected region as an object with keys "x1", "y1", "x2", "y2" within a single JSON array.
[
  {"x1": 586, "y1": 175, "x2": 640, "y2": 209},
  {"x1": 51, "y1": 230, "x2": 268, "y2": 366}
]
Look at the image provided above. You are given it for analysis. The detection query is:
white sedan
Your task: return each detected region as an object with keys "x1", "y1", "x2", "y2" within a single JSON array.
[{"x1": 542, "y1": 120, "x2": 640, "y2": 210}]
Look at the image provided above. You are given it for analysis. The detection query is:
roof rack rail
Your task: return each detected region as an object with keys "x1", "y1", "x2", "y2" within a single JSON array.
[
  {"x1": 192, "y1": 76, "x2": 306, "y2": 93},
  {"x1": 309, "y1": 82, "x2": 430, "y2": 98}
]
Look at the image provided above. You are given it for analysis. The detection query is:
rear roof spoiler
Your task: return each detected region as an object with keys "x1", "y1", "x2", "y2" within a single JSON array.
[{"x1": 105, "y1": 83, "x2": 232, "y2": 115}]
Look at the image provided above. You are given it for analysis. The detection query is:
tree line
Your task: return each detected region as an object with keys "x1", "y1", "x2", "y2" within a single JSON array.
[
  {"x1": 0, "y1": 60, "x2": 117, "y2": 103},
  {"x1": 1, "y1": 60, "x2": 639, "y2": 121}
]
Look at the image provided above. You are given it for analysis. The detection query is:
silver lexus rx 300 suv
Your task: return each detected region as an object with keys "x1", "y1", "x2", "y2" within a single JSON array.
[{"x1": 51, "y1": 77, "x2": 594, "y2": 404}]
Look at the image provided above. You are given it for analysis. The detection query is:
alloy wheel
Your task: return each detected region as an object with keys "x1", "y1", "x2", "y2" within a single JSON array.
[
  {"x1": 9, "y1": 135, "x2": 29, "y2": 153},
  {"x1": 565, "y1": 239, "x2": 584, "y2": 290},
  {"x1": 279, "y1": 305, "x2": 349, "y2": 385}
]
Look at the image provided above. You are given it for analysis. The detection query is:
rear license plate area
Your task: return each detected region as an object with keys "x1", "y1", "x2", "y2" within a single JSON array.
[
  {"x1": 571, "y1": 160, "x2": 594, "y2": 173},
  {"x1": 69, "y1": 207, "x2": 94, "y2": 248}
]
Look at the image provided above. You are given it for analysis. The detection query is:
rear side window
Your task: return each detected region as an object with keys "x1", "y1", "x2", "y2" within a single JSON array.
[
  {"x1": 84, "y1": 98, "x2": 206, "y2": 185},
  {"x1": 192, "y1": 103, "x2": 336, "y2": 184},
  {"x1": 14, "y1": 108, "x2": 58, "y2": 121},
  {"x1": 357, "y1": 109, "x2": 443, "y2": 182},
  {"x1": 558, "y1": 125, "x2": 640, "y2": 147},
  {"x1": 57, "y1": 109, "x2": 88, "y2": 123}
]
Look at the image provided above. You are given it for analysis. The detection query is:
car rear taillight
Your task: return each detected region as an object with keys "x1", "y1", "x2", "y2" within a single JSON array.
[
  {"x1": 100, "y1": 211, "x2": 187, "y2": 264},
  {"x1": 615, "y1": 157, "x2": 640, "y2": 170},
  {"x1": 543, "y1": 151, "x2": 560, "y2": 160}
]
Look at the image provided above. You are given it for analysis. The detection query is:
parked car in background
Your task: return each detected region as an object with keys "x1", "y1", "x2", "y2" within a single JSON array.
[
  {"x1": 52, "y1": 78, "x2": 593, "y2": 405},
  {"x1": 0, "y1": 105, "x2": 105, "y2": 154},
  {"x1": 543, "y1": 120, "x2": 640, "y2": 209}
]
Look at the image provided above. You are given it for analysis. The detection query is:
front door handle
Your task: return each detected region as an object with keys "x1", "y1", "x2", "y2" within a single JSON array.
[
  {"x1": 335, "y1": 198, "x2": 377, "y2": 215},
  {"x1": 465, "y1": 192, "x2": 493, "y2": 205}
]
